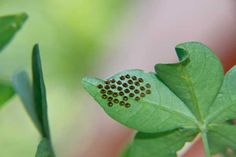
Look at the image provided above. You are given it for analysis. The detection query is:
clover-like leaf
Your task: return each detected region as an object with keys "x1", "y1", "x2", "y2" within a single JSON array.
[
  {"x1": 155, "y1": 42, "x2": 224, "y2": 121},
  {"x1": 82, "y1": 41, "x2": 236, "y2": 157},
  {"x1": 82, "y1": 70, "x2": 197, "y2": 133},
  {"x1": 0, "y1": 13, "x2": 27, "y2": 51}
]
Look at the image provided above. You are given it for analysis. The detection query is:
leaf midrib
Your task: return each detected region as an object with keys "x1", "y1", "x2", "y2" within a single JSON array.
[{"x1": 180, "y1": 64, "x2": 204, "y2": 123}]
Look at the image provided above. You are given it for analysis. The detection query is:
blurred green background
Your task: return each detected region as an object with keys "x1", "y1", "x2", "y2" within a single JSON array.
[{"x1": 0, "y1": 0, "x2": 126, "y2": 156}]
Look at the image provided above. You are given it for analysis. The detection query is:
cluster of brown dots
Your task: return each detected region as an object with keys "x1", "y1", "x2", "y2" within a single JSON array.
[{"x1": 97, "y1": 74, "x2": 152, "y2": 108}]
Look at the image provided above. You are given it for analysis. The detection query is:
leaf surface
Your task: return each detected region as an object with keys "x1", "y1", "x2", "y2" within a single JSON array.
[
  {"x1": 155, "y1": 42, "x2": 224, "y2": 121},
  {"x1": 0, "y1": 81, "x2": 14, "y2": 108},
  {"x1": 35, "y1": 138, "x2": 54, "y2": 157},
  {"x1": 129, "y1": 129, "x2": 197, "y2": 157},
  {"x1": 207, "y1": 66, "x2": 236, "y2": 123},
  {"x1": 12, "y1": 71, "x2": 43, "y2": 134},
  {"x1": 82, "y1": 70, "x2": 197, "y2": 133},
  {"x1": 208, "y1": 124, "x2": 236, "y2": 156},
  {"x1": 0, "y1": 13, "x2": 27, "y2": 51}
]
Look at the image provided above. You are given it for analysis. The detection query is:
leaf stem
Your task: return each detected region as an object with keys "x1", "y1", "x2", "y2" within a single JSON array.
[{"x1": 201, "y1": 130, "x2": 211, "y2": 157}]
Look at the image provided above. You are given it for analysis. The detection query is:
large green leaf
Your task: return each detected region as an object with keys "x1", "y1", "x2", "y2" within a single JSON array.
[
  {"x1": 208, "y1": 124, "x2": 236, "y2": 156},
  {"x1": 82, "y1": 70, "x2": 197, "y2": 133},
  {"x1": 0, "y1": 13, "x2": 27, "y2": 51},
  {"x1": 0, "y1": 81, "x2": 14, "y2": 107},
  {"x1": 207, "y1": 66, "x2": 236, "y2": 123},
  {"x1": 32, "y1": 44, "x2": 50, "y2": 139},
  {"x1": 155, "y1": 42, "x2": 224, "y2": 121},
  {"x1": 128, "y1": 129, "x2": 197, "y2": 157}
]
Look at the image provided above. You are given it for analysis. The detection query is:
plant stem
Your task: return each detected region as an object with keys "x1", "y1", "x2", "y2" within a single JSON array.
[{"x1": 201, "y1": 131, "x2": 211, "y2": 157}]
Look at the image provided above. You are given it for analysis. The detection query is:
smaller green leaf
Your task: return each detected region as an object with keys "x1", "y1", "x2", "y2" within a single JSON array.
[
  {"x1": 207, "y1": 66, "x2": 236, "y2": 123},
  {"x1": 0, "y1": 13, "x2": 28, "y2": 51},
  {"x1": 82, "y1": 69, "x2": 197, "y2": 133},
  {"x1": 12, "y1": 71, "x2": 43, "y2": 134},
  {"x1": 0, "y1": 81, "x2": 14, "y2": 108},
  {"x1": 128, "y1": 129, "x2": 197, "y2": 157},
  {"x1": 208, "y1": 124, "x2": 236, "y2": 156},
  {"x1": 32, "y1": 44, "x2": 50, "y2": 138},
  {"x1": 35, "y1": 138, "x2": 54, "y2": 157}
]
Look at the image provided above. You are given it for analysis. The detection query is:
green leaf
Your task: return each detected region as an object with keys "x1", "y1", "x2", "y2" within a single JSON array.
[
  {"x1": 0, "y1": 81, "x2": 14, "y2": 108},
  {"x1": 0, "y1": 13, "x2": 27, "y2": 51},
  {"x1": 208, "y1": 124, "x2": 236, "y2": 156},
  {"x1": 35, "y1": 138, "x2": 54, "y2": 157},
  {"x1": 207, "y1": 66, "x2": 236, "y2": 123},
  {"x1": 32, "y1": 44, "x2": 50, "y2": 138},
  {"x1": 82, "y1": 70, "x2": 197, "y2": 133},
  {"x1": 82, "y1": 41, "x2": 236, "y2": 157},
  {"x1": 12, "y1": 71, "x2": 43, "y2": 134},
  {"x1": 155, "y1": 42, "x2": 224, "y2": 121},
  {"x1": 128, "y1": 129, "x2": 197, "y2": 157}
]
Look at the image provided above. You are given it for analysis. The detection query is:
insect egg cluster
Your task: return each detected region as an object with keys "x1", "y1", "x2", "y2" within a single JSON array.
[{"x1": 97, "y1": 74, "x2": 152, "y2": 108}]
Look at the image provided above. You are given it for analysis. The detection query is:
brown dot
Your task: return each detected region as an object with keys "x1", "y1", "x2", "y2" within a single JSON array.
[
  {"x1": 135, "y1": 96, "x2": 140, "y2": 101},
  {"x1": 111, "y1": 84, "x2": 116, "y2": 89},
  {"x1": 125, "y1": 74, "x2": 130, "y2": 79},
  {"x1": 124, "y1": 89, "x2": 130, "y2": 93},
  {"x1": 119, "y1": 101, "x2": 125, "y2": 106},
  {"x1": 119, "y1": 92, "x2": 124, "y2": 96},
  {"x1": 108, "y1": 102, "x2": 113, "y2": 107},
  {"x1": 100, "y1": 89, "x2": 106, "y2": 94},
  {"x1": 117, "y1": 86, "x2": 122, "y2": 91},
  {"x1": 111, "y1": 79, "x2": 115, "y2": 83},
  {"x1": 120, "y1": 76, "x2": 125, "y2": 80},
  {"x1": 138, "y1": 78, "x2": 144, "y2": 82},
  {"x1": 146, "y1": 90, "x2": 151, "y2": 94},
  {"x1": 107, "y1": 90, "x2": 113, "y2": 95},
  {"x1": 114, "y1": 99, "x2": 119, "y2": 104},
  {"x1": 104, "y1": 85, "x2": 110, "y2": 90},
  {"x1": 108, "y1": 97, "x2": 113, "y2": 101},
  {"x1": 132, "y1": 76, "x2": 137, "y2": 80},
  {"x1": 129, "y1": 93, "x2": 134, "y2": 97},
  {"x1": 97, "y1": 84, "x2": 103, "y2": 89},
  {"x1": 102, "y1": 95, "x2": 107, "y2": 99},
  {"x1": 125, "y1": 103, "x2": 131, "y2": 108},
  {"x1": 146, "y1": 83, "x2": 151, "y2": 88},
  {"x1": 105, "y1": 80, "x2": 110, "y2": 84},
  {"x1": 140, "y1": 86, "x2": 145, "y2": 91},
  {"x1": 128, "y1": 80, "x2": 133, "y2": 84},
  {"x1": 123, "y1": 96, "x2": 128, "y2": 101},
  {"x1": 135, "y1": 82, "x2": 140, "y2": 86},
  {"x1": 113, "y1": 93, "x2": 118, "y2": 97},
  {"x1": 140, "y1": 93, "x2": 145, "y2": 97},
  {"x1": 134, "y1": 89, "x2": 140, "y2": 94},
  {"x1": 129, "y1": 86, "x2": 135, "y2": 90},
  {"x1": 123, "y1": 83, "x2": 128, "y2": 87},
  {"x1": 117, "y1": 80, "x2": 122, "y2": 85}
]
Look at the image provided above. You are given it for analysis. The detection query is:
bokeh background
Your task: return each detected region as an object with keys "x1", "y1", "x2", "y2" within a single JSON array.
[{"x1": 0, "y1": 0, "x2": 236, "y2": 157}]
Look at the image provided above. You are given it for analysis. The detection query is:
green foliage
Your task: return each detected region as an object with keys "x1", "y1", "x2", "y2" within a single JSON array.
[
  {"x1": 0, "y1": 13, "x2": 27, "y2": 51},
  {"x1": 0, "y1": 12, "x2": 27, "y2": 108},
  {"x1": 36, "y1": 138, "x2": 53, "y2": 157},
  {"x1": 13, "y1": 44, "x2": 55, "y2": 157},
  {"x1": 0, "y1": 82, "x2": 14, "y2": 108},
  {"x1": 82, "y1": 42, "x2": 236, "y2": 157}
]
